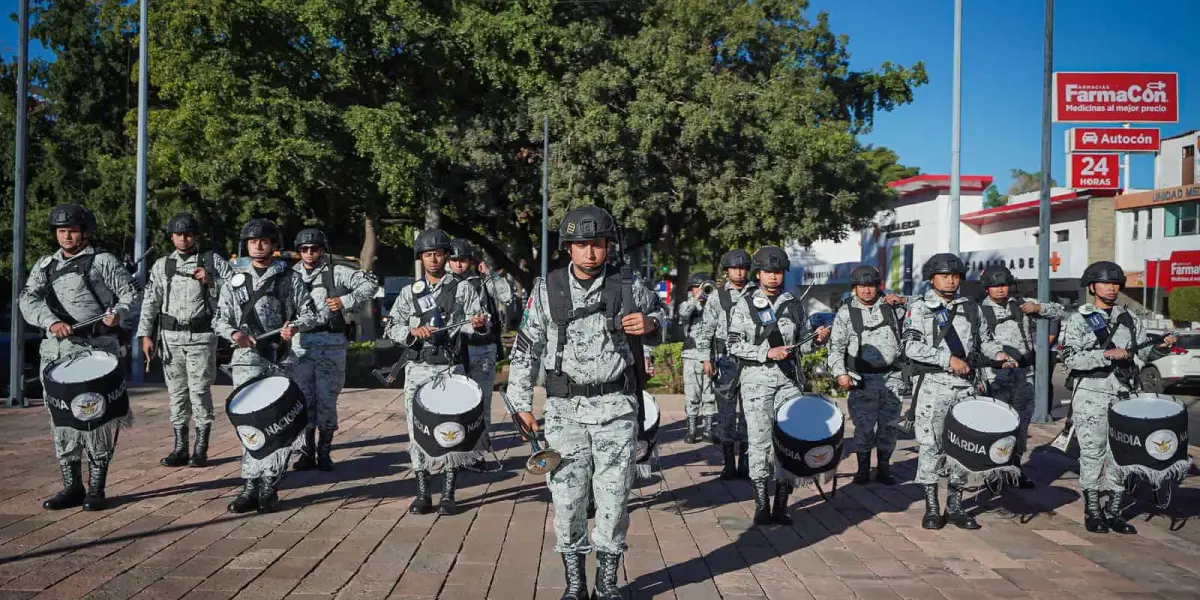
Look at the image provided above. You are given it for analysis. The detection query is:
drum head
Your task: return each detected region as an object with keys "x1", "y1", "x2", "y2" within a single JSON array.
[
  {"x1": 49, "y1": 353, "x2": 118, "y2": 383},
  {"x1": 642, "y1": 392, "x2": 659, "y2": 430},
  {"x1": 416, "y1": 375, "x2": 482, "y2": 415},
  {"x1": 229, "y1": 376, "x2": 292, "y2": 414},
  {"x1": 777, "y1": 395, "x2": 842, "y2": 442},
  {"x1": 1112, "y1": 396, "x2": 1183, "y2": 419},
  {"x1": 951, "y1": 399, "x2": 1019, "y2": 433}
]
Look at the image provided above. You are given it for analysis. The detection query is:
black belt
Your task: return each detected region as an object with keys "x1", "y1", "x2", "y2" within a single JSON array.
[
  {"x1": 408, "y1": 345, "x2": 457, "y2": 365},
  {"x1": 160, "y1": 314, "x2": 213, "y2": 333},
  {"x1": 544, "y1": 371, "x2": 635, "y2": 399},
  {"x1": 683, "y1": 337, "x2": 697, "y2": 350},
  {"x1": 852, "y1": 357, "x2": 901, "y2": 374}
]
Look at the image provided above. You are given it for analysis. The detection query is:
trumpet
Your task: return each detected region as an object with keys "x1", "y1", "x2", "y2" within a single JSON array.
[
  {"x1": 699, "y1": 280, "x2": 718, "y2": 300},
  {"x1": 500, "y1": 392, "x2": 562, "y2": 475}
]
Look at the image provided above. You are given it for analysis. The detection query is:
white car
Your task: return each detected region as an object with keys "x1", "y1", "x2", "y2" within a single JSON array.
[{"x1": 1137, "y1": 331, "x2": 1200, "y2": 393}]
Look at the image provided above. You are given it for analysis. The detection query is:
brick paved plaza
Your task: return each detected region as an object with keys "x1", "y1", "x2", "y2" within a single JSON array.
[{"x1": 1, "y1": 387, "x2": 1199, "y2": 600}]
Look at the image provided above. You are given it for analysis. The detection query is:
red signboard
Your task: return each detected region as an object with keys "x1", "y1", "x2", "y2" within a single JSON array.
[
  {"x1": 1053, "y1": 72, "x2": 1179, "y2": 123},
  {"x1": 1068, "y1": 127, "x2": 1160, "y2": 152},
  {"x1": 1144, "y1": 251, "x2": 1200, "y2": 291},
  {"x1": 1067, "y1": 153, "x2": 1120, "y2": 189}
]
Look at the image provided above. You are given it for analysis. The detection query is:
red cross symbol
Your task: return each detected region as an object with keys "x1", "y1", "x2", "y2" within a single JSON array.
[{"x1": 1049, "y1": 251, "x2": 1062, "y2": 273}]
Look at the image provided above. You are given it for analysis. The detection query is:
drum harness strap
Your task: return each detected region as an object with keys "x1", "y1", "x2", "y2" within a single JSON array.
[
  {"x1": 895, "y1": 300, "x2": 980, "y2": 433},
  {"x1": 405, "y1": 277, "x2": 469, "y2": 368},
  {"x1": 160, "y1": 251, "x2": 217, "y2": 333},
  {"x1": 741, "y1": 293, "x2": 805, "y2": 386},
  {"x1": 544, "y1": 266, "x2": 637, "y2": 399},
  {"x1": 41, "y1": 251, "x2": 117, "y2": 337},
  {"x1": 847, "y1": 303, "x2": 902, "y2": 374},
  {"x1": 710, "y1": 286, "x2": 736, "y2": 358},
  {"x1": 236, "y1": 270, "x2": 297, "y2": 364},
  {"x1": 981, "y1": 299, "x2": 1033, "y2": 368}
]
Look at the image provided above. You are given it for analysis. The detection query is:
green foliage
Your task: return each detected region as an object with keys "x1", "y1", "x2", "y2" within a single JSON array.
[
  {"x1": 648, "y1": 342, "x2": 684, "y2": 393},
  {"x1": 801, "y1": 346, "x2": 840, "y2": 397},
  {"x1": 1169, "y1": 287, "x2": 1200, "y2": 324},
  {"x1": 345, "y1": 341, "x2": 378, "y2": 389},
  {"x1": 984, "y1": 169, "x2": 1060, "y2": 209}
]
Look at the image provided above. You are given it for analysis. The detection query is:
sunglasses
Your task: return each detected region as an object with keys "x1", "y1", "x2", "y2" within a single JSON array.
[{"x1": 299, "y1": 245, "x2": 322, "y2": 254}]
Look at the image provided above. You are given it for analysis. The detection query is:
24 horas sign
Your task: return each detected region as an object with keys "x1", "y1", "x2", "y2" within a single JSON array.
[{"x1": 1053, "y1": 72, "x2": 1179, "y2": 123}]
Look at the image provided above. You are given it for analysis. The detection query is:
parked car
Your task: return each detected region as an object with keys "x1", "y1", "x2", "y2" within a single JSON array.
[{"x1": 1137, "y1": 330, "x2": 1200, "y2": 393}]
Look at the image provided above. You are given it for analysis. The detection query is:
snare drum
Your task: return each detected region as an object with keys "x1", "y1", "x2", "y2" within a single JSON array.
[
  {"x1": 942, "y1": 398, "x2": 1021, "y2": 483},
  {"x1": 773, "y1": 395, "x2": 844, "y2": 481},
  {"x1": 1109, "y1": 393, "x2": 1191, "y2": 485},
  {"x1": 226, "y1": 374, "x2": 308, "y2": 460},
  {"x1": 411, "y1": 374, "x2": 486, "y2": 465},
  {"x1": 43, "y1": 351, "x2": 130, "y2": 431}
]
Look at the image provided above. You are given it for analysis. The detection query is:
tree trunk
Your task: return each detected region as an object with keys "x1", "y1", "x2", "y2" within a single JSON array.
[
  {"x1": 418, "y1": 198, "x2": 441, "y2": 279},
  {"x1": 357, "y1": 215, "x2": 379, "y2": 342}
]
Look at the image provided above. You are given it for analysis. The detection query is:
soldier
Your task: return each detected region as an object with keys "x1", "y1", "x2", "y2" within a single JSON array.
[
  {"x1": 1061, "y1": 261, "x2": 1175, "y2": 534},
  {"x1": 977, "y1": 264, "x2": 1064, "y2": 488},
  {"x1": 289, "y1": 228, "x2": 380, "y2": 471},
  {"x1": 720, "y1": 247, "x2": 830, "y2": 525},
  {"x1": 137, "y1": 212, "x2": 230, "y2": 469},
  {"x1": 214, "y1": 218, "x2": 318, "y2": 514},
  {"x1": 20, "y1": 203, "x2": 141, "y2": 511},
  {"x1": 447, "y1": 238, "x2": 514, "y2": 461},
  {"x1": 678, "y1": 272, "x2": 718, "y2": 444},
  {"x1": 696, "y1": 249, "x2": 754, "y2": 479},
  {"x1": 826, "y1": 265, "x2": 905, "y2": 486},
  {"x1": 384, "y1": 229, "x2": 488, "y2": 516},
  {"x1": 505, "y1": 206, "x2": 665, "y2": 600},
  {"x1": 903, "y1": 253, "x2": 1011, "y2": 530}
]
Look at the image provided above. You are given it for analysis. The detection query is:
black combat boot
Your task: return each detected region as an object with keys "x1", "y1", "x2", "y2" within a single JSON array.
[
  {"x1": 409, "y1": 470, "x2": 432, "y2": 514},
  {"x1": 736, "y1": 444, "x2": 750, "y2": 480},
  {"x1": 705, "y1": 416, "x2": 719, "y2": 444},
  {"x1": 921, "y1": 484, "x2": 945, "y2": 530},
  {"x1": 875, "y1": 448, "x2": 896, "y2": 486},
  {"x1": 684, "y1": 417, "x2": 699, "y2": 444},
  {"x1": 293, "y1": 429, "x2": 317, "y2": 471},
  {"x1": 316, "y1": 429, "x2": 335, "y2": 471},
  {"x1": 82, "y1": 454, "x2": 111, "y2": 511},
  {"x1": 593, "y1": 551, "x2": 622, "y2": 600},
  {"x1": 945, "y1": 484, "x2": 980, "y2": 530},
  {"x1": 719, "y1": 443, "x2": 738, "y2": 480},
  {"x1": 1105, "y1": 491, "x2": 1137, "y2": 535},
  {"x1": 771, "y1": 481, "x2": 793, "y2": 525},
  {"x1": 160, "y1": 427, "x2": 189, "y2": 467},
  {"x1": 189, "y1": 424, "x2": 211, "y2": 467},
  {"x1": 438, "y1": 469, "x2": 458, "y2": 515},
  {"x1": 43, "y1": 461, "x2": 85, "y2": 510},
  {"x1": 1083, "y1": 490, "x2": 1109, "y2": 533},
  {"x1": 752, "y1": 478, "x2": 772, "y2": 525},
  {"x1": 227, "y1": 478, "x2": 259, "y2": 513},
  {"x1": 257, "y1": 474, "x2": 281, "y2": 513},
  {"x1": 560, "y1": 553, "x2": 589, "y2": 600},
  {"x1": 853, "y1": 451, "x2": 871, "y2": 484}
]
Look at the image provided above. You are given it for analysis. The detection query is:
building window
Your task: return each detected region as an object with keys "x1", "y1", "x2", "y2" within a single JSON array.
[
  {"x1": 1055, "y1": 230, "x2": 1069, "y2": 242},
  {"x1": 1165, "y1": 201, "x2": 1199, "y2": 237},
  {"x1": 1132, "y1": 211, "x2": 1139, "y2": 240},
  {"x1": 1147, "y1": 210, "x2": 1153, "y2": 239}
]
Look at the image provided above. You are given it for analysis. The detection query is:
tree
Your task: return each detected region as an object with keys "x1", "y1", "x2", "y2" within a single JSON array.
[{"x1": 984, "y1": 168, "x2": 1059, "y2": 209}]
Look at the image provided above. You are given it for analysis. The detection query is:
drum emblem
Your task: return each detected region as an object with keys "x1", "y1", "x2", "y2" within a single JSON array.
[
  {"x1": 70, "y1": 393, "x2": 106, "y2": 422},
  {"x1": 804, "y1": 445, "x2": 835, "y2": 469},
  {"x1": 1145, "y1": 429, "x2": 1179, "y2": 461},
  {"x1": 433, "y1": 422, "x2": 466, "y2": 448},
  {"x1": 988, "y1": 435, "x2": 1016, "y2": 465},
  {"x1": 237, "y1": 426, "x2": 266, "y2": 451}
]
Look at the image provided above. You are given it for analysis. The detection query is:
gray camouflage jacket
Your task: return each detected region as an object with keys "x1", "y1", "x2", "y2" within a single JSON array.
[
  {"x1": 979, "y1": 296, "x2": 1064, "y2": 381},
  {"x1": 694, "y1": 281, "x2": 754, "y2": 359},
  {"x1": 292, "y1": 260, "x2": 380, "y2": 350},
  {"x1": 136, "y1": 250, "x2": 232, "y2": 345},
  {"x1": 902, "y1": 289, "x2": 1004, "y2": 387},
  {"x1": 827, "y1": 297, "x2": 906, "y2": 379},
  {"x1": 20, "y1": 245, "x2": 141, "y2": 336},
  {"x1": 383, "y1": 272, "x2": 483, "y2": 347},
  {"x1": 212, "y1": 259, "x2": 319, "y2": 367},
  {"x1": 1060, "y1": 303, "x2": 1165, "y2": 395}
]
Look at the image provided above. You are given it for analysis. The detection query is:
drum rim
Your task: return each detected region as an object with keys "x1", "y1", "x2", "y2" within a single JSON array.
[
  {"x1": 46, "y1": 352, "x2": 120, "y2": 383},
  {"x1": 949, "y1": 401, "x2": 1020, "y2": 434},
  {"x1": 1111, "y1": 397, "x2": 1184, "y2": 418},
  {"x1": 775, "y1": 395, "x2": 843, "y2": 440},
  {"x1": 227, "y1": 375, "x2": 294, "y2": 415}
]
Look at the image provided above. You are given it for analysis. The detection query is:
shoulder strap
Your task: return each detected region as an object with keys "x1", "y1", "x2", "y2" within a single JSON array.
[
  {"x1": 546, "y1": 269, "x2": 572, "y2": 326},
  {"x1": 164, "y1": 257, "x2": 177, "y2": 313},
  {"x1": 237, "y1": 271, "x2": 284, "y2": 331},
  {"x1": 718, "y1": 287, "x2": 734, "y2": 316},
  {"x1": 848, "y1": 305, "x2": 864, "y2": 335}
]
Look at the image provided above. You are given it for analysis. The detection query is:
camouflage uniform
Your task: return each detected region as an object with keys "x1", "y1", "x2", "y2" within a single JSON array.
[
  {"x1": 137, "y1": 247, "x2": 231, "y2": 467},
  {"x1": 679, "y1": 295, "x2": 716, "y2": 440},
  {"x1": 21, "y1": 227, "x2": 141, "y2": 511},
  {"x1": 827, "y1": 296, "x2": 905, "y2": 481},
  {"x1": 695, "y1": 280, "x2": 753, "y2": 477},
  {"x1": 384, "y1": 265, "x2": 483, "y2": 515},
  {"x1": 464, "y1": 273, "x2": 514, "y2": 447},
  {"x1": 979, "y1": 296, "x2": 1064, "y2": 467}
]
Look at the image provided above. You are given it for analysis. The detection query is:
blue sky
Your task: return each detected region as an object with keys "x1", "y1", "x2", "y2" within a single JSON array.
[
  {"x1": 808, "y1": 0, "x2": 1199, "y2": 191},
  {"x1": 3, "y1": 1, "x2": 1197, "y2": 191}
]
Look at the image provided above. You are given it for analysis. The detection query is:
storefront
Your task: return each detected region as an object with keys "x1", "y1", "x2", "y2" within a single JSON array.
[{"x1": 1114, "y1": 182, "x2": 1200, "y2": 318}]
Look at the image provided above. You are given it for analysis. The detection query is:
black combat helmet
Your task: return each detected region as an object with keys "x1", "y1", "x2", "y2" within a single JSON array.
[
  {"x1": 413, "y1": 229, "x2": 453, "y2": 257},
  {"x1": 719, "y1": 249, "x2": 752, "y2": 270},
  {"x1": 49, "y1": 203, "x2": 96, "y2": 233},
  {"x1": 751, "y1": 246, "x2": 790, "y2": 272},
  {"x1": 1081, "y1": 261, "x2": 1125, "y2": 289},
  {"x1": 921, "y1": 253, "x2": 968, "y2": 280},
  {"x1": 849, "y1": 265, "x2": 882, "y2": 286},
  {"x1": 449, "y1": 239, "x2": 476, "y2": 261},
  {"x1": 167, "y1": 212, "x2": 201, "y2": 235},
  {"x1": 558, "y1": 206, "x2": 619, "y2": 248},
  {"x1": 980, "y1": 264, "x2": 1017, "y2": 288}
]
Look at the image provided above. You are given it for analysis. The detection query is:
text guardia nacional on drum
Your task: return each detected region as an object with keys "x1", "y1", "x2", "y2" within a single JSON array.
[
  {"x1": 43, "y1": 352, "x2": 134, "y2": 447},
  {"x1": 1108, "y1": 393, "x2": 1191, "y2": 489},
  {"x1": 941, "y1": 398, "x2": 1023, "y2": 486}
]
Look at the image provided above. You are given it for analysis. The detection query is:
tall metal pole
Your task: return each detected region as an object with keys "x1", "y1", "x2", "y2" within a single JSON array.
[
  {"x1": 8, "y1": 0, "x2": 31, "y2": 408},
  {"x1": 1122, "y1": 122, "x2": 1131, "y2": 193},
  {"x1": 541, "y1": 116, "x2": 549, "y2": 280},
  {"x1": 1032, "y1": 0, "x2": 1054, "y2": 424},
  {"x1": 948, "y1": 0, "x2": 963, "y2": 254},
  {"x1": 130, "y1": 0, "x2": 149, "y2": 385}
]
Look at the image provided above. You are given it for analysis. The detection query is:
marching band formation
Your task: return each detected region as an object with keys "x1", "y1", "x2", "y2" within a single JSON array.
[{"x1": 18, "y1": 203, "x2": 1191, "y2": 600}]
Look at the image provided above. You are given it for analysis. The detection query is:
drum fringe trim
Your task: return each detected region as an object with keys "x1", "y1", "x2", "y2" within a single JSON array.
[
  {"x1": 636, "y1": 445, "x2": 659, "y2": 481},
  {"x1": 941, "y1": 456, "x2": 1020, "y2": 488},
  {"x1": 1112, "y1": 457, "x2": 1191, "y2": 491},
  {"x1": 774, "y1": 466, "x2": 836, "y2": 489},
  {"x1": 430, "y1": 450, "x2": 486, "y2": 471},
  {"x1": 242, "y1": 434, "x2": 306, "y2": 478},
  {"x1": 50, "y1": 411, "x2": 133, "y2": 452}
]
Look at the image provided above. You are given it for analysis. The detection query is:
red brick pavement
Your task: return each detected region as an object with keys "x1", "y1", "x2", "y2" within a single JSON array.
[{"x1": 1, "y1": 386, "x2": 1199, "y2": 599}]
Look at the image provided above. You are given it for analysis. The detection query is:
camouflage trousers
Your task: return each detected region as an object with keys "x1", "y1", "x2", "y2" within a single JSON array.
[
  {"x1": 163, "y1": 339, "x2": 217, "y2": 428},
  {"x1": 848, "y1": 375, "x2": 903, "y2": 455},
  {"x1": 986, "y1": 367, "x2": 1035, "y2": 461},
  {"x1": 544, "y1": 398, "x2": 637, "y2": 555},
  {"x1": 42, "y1": 335, "x2": 126, "y2": 463},
  {"x1": 682, "y1": 357, "x2": 717, "y2": 418},
  {"x1": 293, "y1": 346, "x2": 347, "y2": 431},
  {"x1": 913, "y1": 377, "x2": 974, "y2": 486},
  {"x1": 467, "y1": 344, "x2": 498, "y2": 452},
  {"x1": 713, "y1": 357, "x2": 747, "y2": 443},
  {"x1": 232, "y1": 363, "x2": 295, "y2": 479},
  {"x1": 1072, "y1": 387, "x2": 1126, "y2": 492},
  {"x1": 740, "y1": 367, "x2": 802, "y2": 481},
  {"x1": 404, "y1": 362, "x2": 466, "y2": 472}
]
